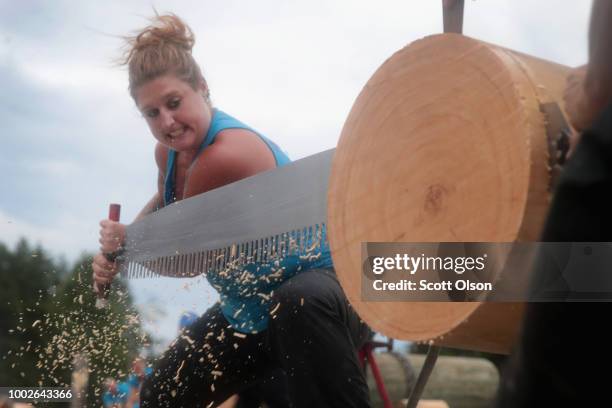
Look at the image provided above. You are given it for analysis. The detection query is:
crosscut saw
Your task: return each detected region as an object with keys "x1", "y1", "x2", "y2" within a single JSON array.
[{"x1": 116, "y1": 148, "x2": 334, "y2": 280}]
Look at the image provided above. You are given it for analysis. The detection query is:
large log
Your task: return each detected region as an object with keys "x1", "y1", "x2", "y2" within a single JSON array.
[
  {"x1": 328, "y1": 34, "x2": 570, "y2": 353},
  {"x1": 407, "y1": 354, "x2": 498, "y2": 408},
  {"x1": 366, "y1": 352, "x2": 499, "y2": 408}
]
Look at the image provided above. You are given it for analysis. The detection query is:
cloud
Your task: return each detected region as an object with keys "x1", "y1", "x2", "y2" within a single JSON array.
[
  {"x1": 0, "y1": 54, "x2": 157, "y2": 226},
  {"x1": 0, "y1": 209, "x2": 95, "y2": 259},
  {"x1": 0, "y1": 0, "x2": 595, "y2": 346},
  {"x1": 464, "y1": 0, "x2": 590, "y2": 65}
]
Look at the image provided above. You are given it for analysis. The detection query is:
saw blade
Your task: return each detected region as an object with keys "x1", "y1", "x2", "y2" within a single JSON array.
[{"x1": 118, "y1": 148, "x2": 334, "y2": 279}]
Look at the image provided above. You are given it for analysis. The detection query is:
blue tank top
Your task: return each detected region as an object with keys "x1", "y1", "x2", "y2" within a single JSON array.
[{"x1": 163, "y1": 109, "x2": 333, "y2": 333}]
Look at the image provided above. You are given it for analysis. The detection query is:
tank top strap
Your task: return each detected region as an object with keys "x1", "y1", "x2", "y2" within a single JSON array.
[
  {"x1": 164, "y1": 109, "x2": 291, "y2": 206},
  {"x1": 164, "y1": 150, "x2": 177, "y2": 206},
  {"x1": 199, "y1": 109, "x2": 254, "y2": 153}
]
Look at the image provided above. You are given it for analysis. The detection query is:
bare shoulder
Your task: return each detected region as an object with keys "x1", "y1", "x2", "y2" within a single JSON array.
[
  {"x1": 216, "y1": 128, "x2": 276, "y2": 166},
  {"x1": 183, "y1": 129, "x2": 277, "y2": 198},
  {"x1": 203, "y1": 128, "x2": 276, "y2": 174}
]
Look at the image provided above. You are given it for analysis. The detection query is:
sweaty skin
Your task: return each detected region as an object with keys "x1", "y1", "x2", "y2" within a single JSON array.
[{"x1": 93, "y1": 74, "x2": 275, "y2": 289}]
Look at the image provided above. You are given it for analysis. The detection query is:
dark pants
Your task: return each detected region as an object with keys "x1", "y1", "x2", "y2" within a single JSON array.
[
  {"x1": 236, "y1": 368, "x2": 290, "y2": 408},
  {"x1": 140, "y1": 269, "x2": 371, "y2": 408}
]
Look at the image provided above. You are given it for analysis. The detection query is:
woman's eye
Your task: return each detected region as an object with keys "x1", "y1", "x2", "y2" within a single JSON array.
[
  {"x1": 145, "y1": 109, "x2": 159, "y2": 119},
  {"x1": 168, "y1": 98, "x2": 181, "y2": 109}
]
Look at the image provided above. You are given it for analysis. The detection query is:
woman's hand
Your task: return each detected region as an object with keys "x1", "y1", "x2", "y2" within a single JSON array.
[
  {"x1": 93, "y1": 219, "x2": 125, "y2": 291},
  {"x1": 92, "y1": 252, "x2": 118, "y2": 287},
  {"x1": 98, "y1": 219, "x2": 126, "y2": 253}
]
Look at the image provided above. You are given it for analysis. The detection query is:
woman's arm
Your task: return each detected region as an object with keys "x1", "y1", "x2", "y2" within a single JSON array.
[
  {"x1": 183, "y1": 128, "x2": 276, "y2": 198},
  {"x1": 134, "y1": 191, "x2": 162, "y2": 221},
  {"x1": 135, "y1": 143, "x2": 168, "y2": 220},
  {"x1": 586, "y1": 0, "x2": 612, "y2": 106},
  {"x1": 564, "y1": 0, "x2": 612, "y2": 131},
  {"x1": 93, "y1": 144, "x2": 168, "y2": 286}
]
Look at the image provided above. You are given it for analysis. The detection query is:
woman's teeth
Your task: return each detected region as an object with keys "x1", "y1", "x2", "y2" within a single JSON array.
[{"x1": 169, "y1": 128, "x2": 185, "y2": 139}]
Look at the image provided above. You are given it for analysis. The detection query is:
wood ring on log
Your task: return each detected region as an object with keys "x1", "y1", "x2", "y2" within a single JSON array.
[{"x1": 328, "y1": 34, "x2": 570, "y2": 354}]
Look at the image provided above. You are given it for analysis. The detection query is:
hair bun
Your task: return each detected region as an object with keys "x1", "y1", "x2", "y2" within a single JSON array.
[
  {"x1": 121, "y1": 13, "x2": 205, "y2": 98},
  {"x1": 133, "y1": 13, "x2": 195, "y2": 53}
]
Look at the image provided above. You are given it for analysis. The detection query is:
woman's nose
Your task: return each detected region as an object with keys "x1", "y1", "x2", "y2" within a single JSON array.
[{"x1": 159, "y1": 109, "x2": 175, "y2": 129}]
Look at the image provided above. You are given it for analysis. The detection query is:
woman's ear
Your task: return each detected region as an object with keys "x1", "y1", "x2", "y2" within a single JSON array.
[
  {"x1": 199, "y1": 78, "x2": 208, "y2": 94},
  {"x1": 199, "y1": 79, "x2": 211, "y2": 103}
]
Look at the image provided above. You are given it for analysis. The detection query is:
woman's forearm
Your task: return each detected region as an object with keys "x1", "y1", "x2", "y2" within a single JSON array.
[{"x1": 134, "y1": 192, "x2": 162, "y2": 222}]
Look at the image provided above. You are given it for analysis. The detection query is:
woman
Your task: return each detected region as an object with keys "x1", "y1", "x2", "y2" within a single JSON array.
[{"x1": 92, "y1": 14, "x2": 371, "y2": 408}]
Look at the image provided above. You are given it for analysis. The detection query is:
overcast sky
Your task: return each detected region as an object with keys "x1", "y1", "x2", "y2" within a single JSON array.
[{"x1": 0, "y1": 0, "x2": 593, "y2": 347}]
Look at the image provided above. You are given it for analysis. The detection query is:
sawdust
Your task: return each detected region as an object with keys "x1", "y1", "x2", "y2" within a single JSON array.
[
  {"x1": 3, "y1": 223, "x2": 332, "y2": 402},
  {"x1": 3, "y1": 265, "x2": 145, "y2": 400},
  {"x1": 174, "y1": 360, "x2": 185, "y2": 382}
]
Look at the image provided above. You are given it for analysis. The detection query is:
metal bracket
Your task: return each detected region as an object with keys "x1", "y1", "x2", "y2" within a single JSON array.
[
  {"x1": 443, "y1": 0, "x2": 465, "y2": 34},
  {"x1": 405, "y1": 345, "x2": 441, "y2": 408}
]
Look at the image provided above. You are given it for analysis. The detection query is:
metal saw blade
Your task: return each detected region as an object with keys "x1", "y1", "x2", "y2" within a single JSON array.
[{"x1": 118, "y1": 148, "x2": 334, "y2": 279}]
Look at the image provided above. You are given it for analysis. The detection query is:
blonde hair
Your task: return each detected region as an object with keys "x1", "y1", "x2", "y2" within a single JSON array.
[{"x1": 121, "y1": 13, "x2": 208, "y2": 100}]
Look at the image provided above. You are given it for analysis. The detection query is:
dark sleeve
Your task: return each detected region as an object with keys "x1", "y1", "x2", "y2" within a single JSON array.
[
  {"x1": 495, "y1": 103, "x2": 612, "y2": 407},
  {"x1": 539, "y1": 103, "x2": 612, "y2": 242}
]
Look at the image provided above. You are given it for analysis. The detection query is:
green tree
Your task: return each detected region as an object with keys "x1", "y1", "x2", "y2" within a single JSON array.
[
  {"x1": 1, "y1": 240, "x2": 148, "y2": 407},
  {"x1": 0, "y1": 239, "x2": 64, "y2": 387},
  {"x1": 43, "y1": 254, "x2": 147, "y2": 406}
]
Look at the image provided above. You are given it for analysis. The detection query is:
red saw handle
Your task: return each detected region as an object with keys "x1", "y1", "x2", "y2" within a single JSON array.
[
  {"x1": 108, "y1": 203, "x2": 121, "y2": 223},
  {"x1": 95, "y1": 203, "x2": 121, "y2": 309}
]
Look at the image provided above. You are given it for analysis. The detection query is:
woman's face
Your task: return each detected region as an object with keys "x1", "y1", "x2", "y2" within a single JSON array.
[{"x1": 135, "y1": 74, "x2": 211, "y2": 152}]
